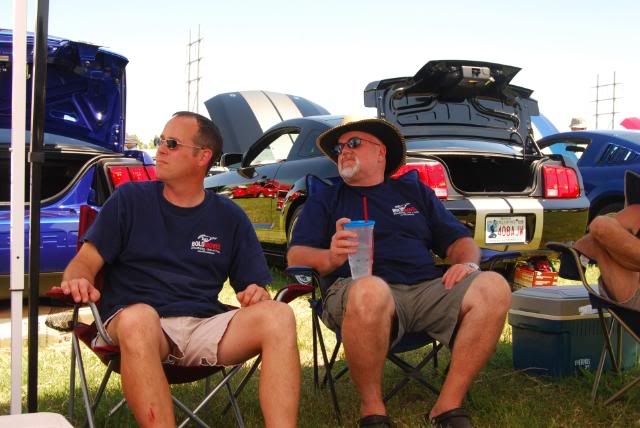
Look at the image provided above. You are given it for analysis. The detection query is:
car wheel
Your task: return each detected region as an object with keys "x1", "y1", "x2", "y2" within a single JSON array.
[
  {"x1": 595, "y1": 202, "x2": 624, "y2": 218},
  {"x1": 287, "y1": 205, "x2": 304, "y2": 244}
]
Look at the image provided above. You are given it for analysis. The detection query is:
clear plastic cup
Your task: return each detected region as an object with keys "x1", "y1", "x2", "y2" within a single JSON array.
[{"x1": 343, "y1": 220, "x2": 375, "y2": 279}]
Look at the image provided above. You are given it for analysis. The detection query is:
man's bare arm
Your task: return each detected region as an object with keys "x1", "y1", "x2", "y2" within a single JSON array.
[
  {"x1": 287, "y1": 217, "x2": 358, "y2": 276},
  {"x1": 589, "y1": 209, "x2": 640, "y2": 271},
  {"x1": 442, "y1": 237, "x2": 481, "y2": 289},
  {"x1": 60, "y1": 242, "x2": 105, "y2": 303}
]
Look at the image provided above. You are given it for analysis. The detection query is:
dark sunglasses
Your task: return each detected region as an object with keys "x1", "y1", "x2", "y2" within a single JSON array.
[
  {"x1": 154, "y1": 136, "x2": 205, "y2": 151},
  {"x1": 332, "y1": 137, "x2": 379, "y2": 155}
]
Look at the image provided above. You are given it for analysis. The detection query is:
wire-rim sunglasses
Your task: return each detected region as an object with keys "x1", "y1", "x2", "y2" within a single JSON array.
[{"x1": 154, "y1": 137, "x2": 206, "y2": 151}]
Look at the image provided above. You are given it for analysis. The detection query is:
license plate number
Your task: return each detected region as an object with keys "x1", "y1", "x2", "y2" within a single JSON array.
[{"x1": 485, "y1": 216, "x2": 526, "y2": 244}]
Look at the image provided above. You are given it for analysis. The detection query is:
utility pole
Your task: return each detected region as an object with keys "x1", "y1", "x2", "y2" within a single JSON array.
[
  {"x1": 592, "y1": 72, "x2": 621, "y2": 130},
  {"x1": 186, "y1": 25, "x2": 203, "y2": 113}
]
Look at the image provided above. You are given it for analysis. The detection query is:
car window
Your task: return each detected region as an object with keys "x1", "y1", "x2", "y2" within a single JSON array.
[
  {"x1": 250, "y1": 132, "x2": 299, "y2": 166},
  {"x1": 295, "y1": 129, "x2": 325, "y2": 159},
  {"x1": 599, "y1": 143, "x2": 640, "y2": 165},
  {"x1": 541, "y1": 139, "x2": 589, "y2": 162}
]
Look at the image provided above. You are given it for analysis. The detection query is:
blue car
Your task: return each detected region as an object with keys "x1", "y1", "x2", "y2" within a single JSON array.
[
  {"x1": 0, "y1": 30, "x2": 155, "y2": 299},
  {"x1": 539, "y1": 130, "x2": 640, "y2": 219}
]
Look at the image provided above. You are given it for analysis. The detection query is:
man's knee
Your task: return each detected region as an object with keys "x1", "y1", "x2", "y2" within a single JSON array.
[
  {"x1": 252, "y1": 300, "x2": 297, "y2": 339},
  {"x1": 112, "y1": 304, "x2": 162, "y2": 346},
  {"x1": 465, "y1": 271, "x2": 511, "y2": 314},
  {"x1": 345, "y1": 276, "x2": 394, "y2": 324}
]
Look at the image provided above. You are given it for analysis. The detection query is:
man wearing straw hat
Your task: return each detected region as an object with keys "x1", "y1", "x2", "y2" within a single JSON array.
[{"x1": 288, "y1": 118, "x2": 511, "y2": 427}]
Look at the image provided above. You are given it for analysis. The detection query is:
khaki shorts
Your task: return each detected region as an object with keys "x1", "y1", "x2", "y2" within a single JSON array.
[
  {"x1": 322, "y1": 272, "x2": 481, "y2": 349},
  {"x1": 94, "y1": 309, "x2": 239, "y2": 367}
]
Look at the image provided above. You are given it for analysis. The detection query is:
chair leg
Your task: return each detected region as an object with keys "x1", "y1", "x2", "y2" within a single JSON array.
[
  {"x1": 177, "y1": 365, "x2": 244, "y2": 428},
  {"x1": 312, "y1": 303, "x2": 319, "y2": 389},
  {"x1": 222, "y1": 368, "x2": 245, "y2": 428},
  {"x1": 313, "y1": 313, "x2": 342, "y2": 425},
  {"x1": 323, "y1": 339, "x2": 344, "y2": 386},
  {"x1": 91, "y1": 360, "x2": 115, "y2": 415},
  {"x1": 221, "y1": 356, "x2": 261, "y2": 416},
  {"x1": 69, "y1": 335, "x2": 76, "y2": 421},
  {"x1": 72, "y1": 334, "x2": 96, "y2": 428},
  {"x1": 604, "y1": 375, "x2": 640, "y2": 406}
]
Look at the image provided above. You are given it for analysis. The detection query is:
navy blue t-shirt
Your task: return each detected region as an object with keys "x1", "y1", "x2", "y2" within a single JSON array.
[
  {"x1": 85, "y1": 181, "x2": 272, "y2": 320},
  {"x1": 289, "y1": 174, "x2": 471, "y2": 286}
]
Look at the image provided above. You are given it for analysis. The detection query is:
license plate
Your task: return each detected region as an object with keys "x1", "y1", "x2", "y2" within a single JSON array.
[{"x1": 485, "y1": 216, "x2": 526, "y2": 244}]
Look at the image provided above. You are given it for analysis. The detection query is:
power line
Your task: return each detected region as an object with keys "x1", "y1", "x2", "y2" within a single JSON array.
[{"x1": 592, "y1": 72, "x2": 622, "y2": 130}]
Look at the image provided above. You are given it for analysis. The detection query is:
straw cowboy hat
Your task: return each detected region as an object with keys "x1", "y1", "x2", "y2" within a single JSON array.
[
  {"x1": 316, "y1": 118, "x2": 406, "y2": 177},
  {"x1": 569, "y1": 117, "x2": 587, "y2": 130}
]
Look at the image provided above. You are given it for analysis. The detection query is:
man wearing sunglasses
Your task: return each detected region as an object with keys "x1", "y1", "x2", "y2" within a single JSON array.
[
  {"x1": 59, "y1": 111, "x2": 300, "y2": 427},
  {"x1": 288, "y1": 118, "x2": 511, "y2": 428}
]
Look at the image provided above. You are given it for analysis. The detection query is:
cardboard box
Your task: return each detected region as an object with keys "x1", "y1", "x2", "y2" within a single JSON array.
[
  {"x1": 513, "y1": 265, "x2": 558, "y2": 287},
  {"x1": 509, "y1": 285, "x2": 638, "y2": 376}
]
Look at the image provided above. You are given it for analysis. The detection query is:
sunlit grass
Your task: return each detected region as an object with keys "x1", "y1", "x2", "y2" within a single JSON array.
[{"x1": 1, "y1": 266, "x2": 638, "y2": 427}]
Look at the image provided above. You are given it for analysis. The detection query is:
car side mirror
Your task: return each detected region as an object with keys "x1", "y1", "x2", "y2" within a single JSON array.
[
  {"x1": 220, "y1": 152, "x2": 243, "y2": 168},
  {"x1": 566, "y1": 145, "x2": 585, "y2": 153}
]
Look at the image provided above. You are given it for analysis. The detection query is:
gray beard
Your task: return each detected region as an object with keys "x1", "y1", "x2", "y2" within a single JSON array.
[{"x1": 338, "y1": 158, "x2": 360, "y2": 180}]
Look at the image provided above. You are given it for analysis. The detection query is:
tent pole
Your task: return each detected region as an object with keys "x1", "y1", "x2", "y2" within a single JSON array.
[
  {"x1": 27, "y1": 0, "x2": 50, "y2": 413},
  {"x1": 10, "y1": 0, "x2": 28, "y2": 415}
]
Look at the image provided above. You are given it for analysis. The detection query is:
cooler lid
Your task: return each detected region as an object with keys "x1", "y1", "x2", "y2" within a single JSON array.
[{"x1": 510, "y1": 285, "x2": 599, "y2": 317}]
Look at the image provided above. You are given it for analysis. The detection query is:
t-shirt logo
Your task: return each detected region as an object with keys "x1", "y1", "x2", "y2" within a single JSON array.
[
  {"x1": 392, "y1": 202, "x2": 419, "y2": 216},
  {"x1": 191, "y1": 234, "x2": 221, "y2": 255}
]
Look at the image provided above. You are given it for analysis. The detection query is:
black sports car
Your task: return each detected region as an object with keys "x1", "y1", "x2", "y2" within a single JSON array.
[{"x1": 204, "y1": 60, "x2": 590, "y2": 273}]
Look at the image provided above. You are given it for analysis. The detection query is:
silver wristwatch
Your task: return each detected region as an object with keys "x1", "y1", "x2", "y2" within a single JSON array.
[{"x1": 463, "y1": 262, "x2": 480, "y2": 271}]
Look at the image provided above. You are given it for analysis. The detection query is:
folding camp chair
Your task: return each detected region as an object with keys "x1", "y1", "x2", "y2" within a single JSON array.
[
  {"x1": 547, "y1": 169, "x2": 640, "y2": 405},
  {"x1": 284, "y1": 174, "x2": 523, "y2": 423},
  {"x1": 46, "y1": 205, "x2": 246, "y2": 428}
]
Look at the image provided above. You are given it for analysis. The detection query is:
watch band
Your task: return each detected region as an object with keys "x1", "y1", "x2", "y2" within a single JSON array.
[{"x1": 463, "y1": 262, "x2": 480, "y2": 271}]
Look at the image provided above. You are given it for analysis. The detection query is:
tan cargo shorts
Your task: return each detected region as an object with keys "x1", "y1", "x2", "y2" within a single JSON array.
[
  {"x1": 322, "y1": 272, "x2": 481, "y2": 349},
  {"x1": 95, "y1": 309, "x2": 239, "y2": 367}
]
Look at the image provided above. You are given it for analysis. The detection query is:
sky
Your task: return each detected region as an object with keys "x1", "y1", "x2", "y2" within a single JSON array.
[{"x1": 2, "y1": 0, "x2": 639, "y2": 143}]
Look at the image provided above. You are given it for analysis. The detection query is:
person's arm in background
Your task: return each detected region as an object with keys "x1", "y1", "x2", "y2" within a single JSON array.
[{"x1": 588, "y1": 205, "x2": 640, "y2": 271}]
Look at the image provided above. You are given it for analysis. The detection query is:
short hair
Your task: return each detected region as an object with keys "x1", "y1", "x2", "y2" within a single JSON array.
[{"x1": 172, "y1": 111, "x2": 223, "y2": 171}]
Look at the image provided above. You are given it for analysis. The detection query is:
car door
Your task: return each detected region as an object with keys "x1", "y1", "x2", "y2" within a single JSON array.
[{"x1": 221, "y1": 127, "x2": 300, "y2": 242}]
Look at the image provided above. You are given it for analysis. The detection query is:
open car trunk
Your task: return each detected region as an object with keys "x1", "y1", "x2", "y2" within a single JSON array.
[
  {"x1": 0, "y1": 148, "x2": 101, "y2": 204},
  {"x1": 438, "y1": 154, "x2": 535, "y2": 193}
]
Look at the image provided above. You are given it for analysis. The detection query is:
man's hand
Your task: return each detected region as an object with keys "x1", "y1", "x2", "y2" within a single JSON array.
[
  {"x1": 60, "y1": 278, "x2": 101, "y2": 303},
  {"x1": 236, "y1": 284, "x2": 271, "y2": 307},
  {"x1": 442, "y1": 263, "x2": 478, "y2": 289},
  {"x1": 328, "y1": 218, "x2": 358, "y2": 269}
]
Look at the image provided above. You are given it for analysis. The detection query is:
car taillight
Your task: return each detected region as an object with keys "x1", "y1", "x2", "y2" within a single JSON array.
[
  {"x1": 392, "y1": 161, "x2": 448, "y2": 199},
  {"x1": 543, "y1": 165, "x2": 580, "y2": 198},
  {"x1": 108, "y1": 165, "x2": 157, "y2": 188}
]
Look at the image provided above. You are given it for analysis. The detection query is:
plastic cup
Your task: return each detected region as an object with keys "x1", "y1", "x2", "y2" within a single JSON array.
[{"x1": 343, "y1": 220, "x2": 375, "y2": 279}]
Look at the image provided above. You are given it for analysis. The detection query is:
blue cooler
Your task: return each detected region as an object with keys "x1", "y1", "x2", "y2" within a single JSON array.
[{"x1": 509, "y1": 285, "x2": 638, "y2": 377}]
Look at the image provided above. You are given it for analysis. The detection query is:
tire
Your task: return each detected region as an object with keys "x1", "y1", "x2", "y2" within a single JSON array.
[
  {"x1": 595, "y1": 202, "x2": 624, "y2": 219},
  {"x1": 287, "y1": 205, "x2": 304, "y2": 244}
]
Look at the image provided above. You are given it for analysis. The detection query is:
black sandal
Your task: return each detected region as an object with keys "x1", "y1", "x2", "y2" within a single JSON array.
[
  {"x1": 429, "y1": 407, "x2": 473, "y2": 428},
  {"x1": 359, "y1": 414, "x2": 392, "y2": 427}
]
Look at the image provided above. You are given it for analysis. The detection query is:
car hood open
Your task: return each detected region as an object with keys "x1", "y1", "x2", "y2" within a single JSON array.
[
  {"x1": 0, "y1": 29, "x2": 128, "y2": 152},
  {"x1": 204, "y1": 90, "x2": 329, "y2": 154}
]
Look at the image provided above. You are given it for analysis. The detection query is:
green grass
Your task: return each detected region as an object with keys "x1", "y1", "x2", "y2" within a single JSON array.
[{"x1": 1, "y1": 266, "x2": 639, "y2": 427}]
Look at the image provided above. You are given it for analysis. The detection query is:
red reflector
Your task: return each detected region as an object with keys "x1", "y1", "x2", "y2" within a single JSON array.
[
  {"x1": 392, "y1": 161, "x2": 448, "y2": 199},
  {"x1": 145, "y1": 166, "x2": 157, "y2": 180},
  {"x1": 543, "y1": 165, "x2": 580, "y2": 198},
  {"x1": 127, "y1": 166, "x2": 149, "y2": 181},
  {"x1": 108, "y1": 166, "x2": 131, "y2": 187}
]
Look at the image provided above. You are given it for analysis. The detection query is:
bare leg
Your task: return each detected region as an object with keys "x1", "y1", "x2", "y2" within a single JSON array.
[
  {"x1": 340, "y1": 276, "x2": 395, "y2": 417},
  {"x1": 107, "y1": 304, "x2": 174, "y2": 428},
  {"x1": 430, "y1": 272, "x2": 511, "y2": 418},
  {"x1": 216, "y1": 300, "x2": 300, "y2": 428}
]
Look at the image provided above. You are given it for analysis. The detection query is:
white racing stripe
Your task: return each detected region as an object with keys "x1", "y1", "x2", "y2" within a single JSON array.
[
  {"x1": 506, "y1": 198, "x2": 544, "y2": 251},
  {"x1": 264, "y1": 91, "x2": 302, "y2": 121},
  {"x1": 240, "y1": 91, "x2": 284, "y2": 133}
]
